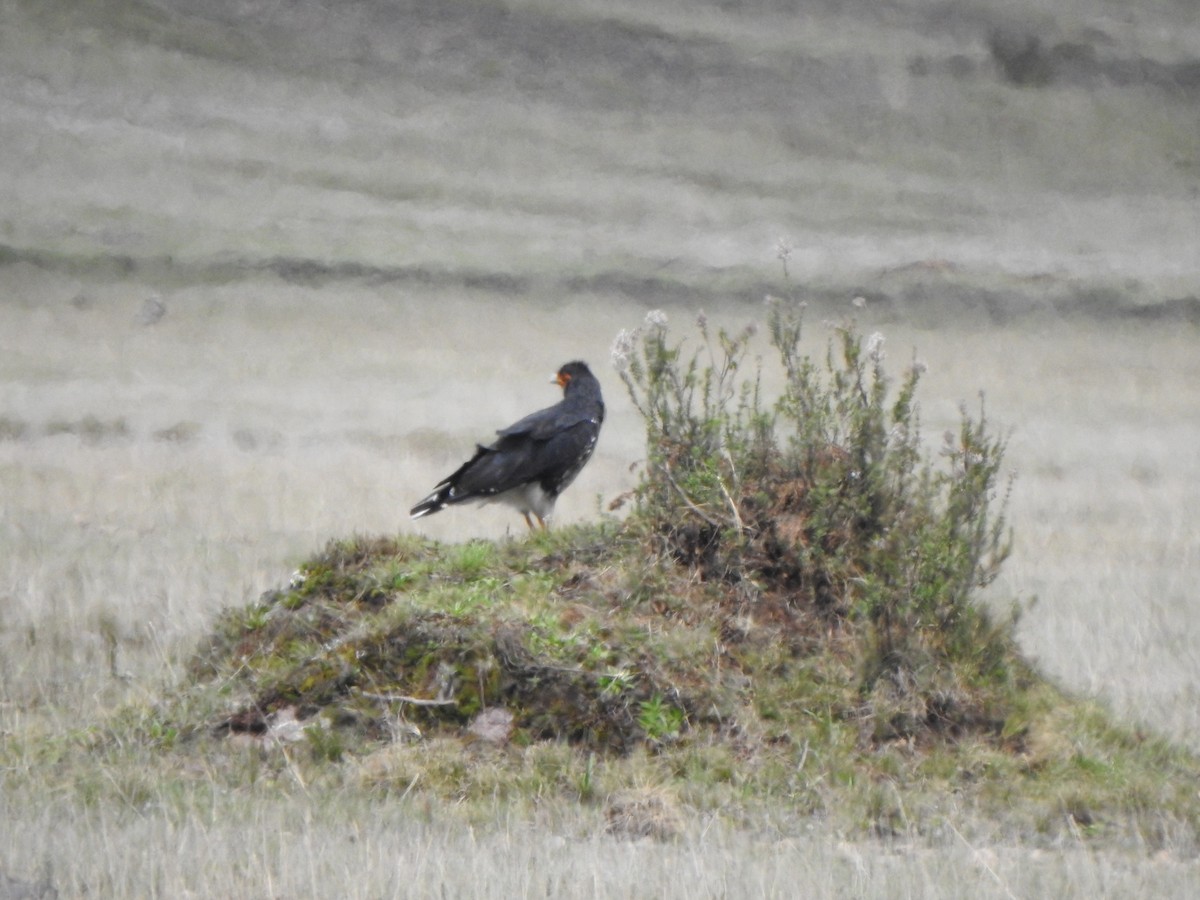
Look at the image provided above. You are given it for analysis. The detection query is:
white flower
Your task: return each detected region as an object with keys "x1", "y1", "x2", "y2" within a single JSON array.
[
  {"x1": 851, "y1": 296, "x2": 867, "y2": 309},
  {"x1": 866, "y1": 331, "x2": 886, "y2": 363},
  {"x1": 644, "y1": 309, "x2": 668, "y2": 329},
  {"x1": 775, "y1": 237, "x2": 794, "y2": 262},
  {"x1": 610, "y1": 329, "x2": 637, "y2": 372}
]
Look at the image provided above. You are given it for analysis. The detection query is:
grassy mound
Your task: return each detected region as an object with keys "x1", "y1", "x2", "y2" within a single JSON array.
[
  {"x1": 170, "y1": 306, "x2": 1199, "y2": 844},
  {"x1": 196, "y1": 521, "x2": 1017, "y2": 756},
  {"x1": 179, "y1": 526, "x2": 1199, "y2": 844}
]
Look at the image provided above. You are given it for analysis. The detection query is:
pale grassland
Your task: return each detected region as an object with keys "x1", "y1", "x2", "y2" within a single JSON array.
[
  {"x1": 2, "y1": 277, "x2": 1199, "y2": 896},
  {"x1": 2, "y1": 792, "x2": 1198, "y2": 899},
  {"x1": 2, "y1": 0, "x2": 1200, "y2": 894},
  {"x1": 3, "y1": 1, "x2": 1198, "y2": 298}
]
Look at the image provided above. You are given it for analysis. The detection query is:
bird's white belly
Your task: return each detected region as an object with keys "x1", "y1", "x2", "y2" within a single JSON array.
[{"x1": 485, "y1": 481, "x2": 555, "y2": 520}]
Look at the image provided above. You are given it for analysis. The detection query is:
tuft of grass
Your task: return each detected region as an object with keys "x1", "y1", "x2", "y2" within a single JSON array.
[
  {"x1": 638, "y1": 694, "x2": 685, "y2": 744},
  {"x1": 448, "y1": 540, "x2": 500, "y2": 581}
]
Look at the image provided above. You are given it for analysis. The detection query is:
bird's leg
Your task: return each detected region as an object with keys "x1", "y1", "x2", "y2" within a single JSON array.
[
  {"x1": 522, "y1": 511, "x2": 535, "y2": 531},
  {"x1": 535, "y1": 514, "x2": 548, "y2": 531}
]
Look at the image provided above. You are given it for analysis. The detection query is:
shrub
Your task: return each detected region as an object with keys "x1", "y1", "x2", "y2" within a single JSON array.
[{"x1": 614, "y1": 300, "x2": 1018, "y2": 740}]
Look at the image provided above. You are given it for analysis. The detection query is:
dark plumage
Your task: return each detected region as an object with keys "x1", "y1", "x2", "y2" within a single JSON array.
[{"x1": 410, "y1": 361, "x2": 604, "y2": 529}]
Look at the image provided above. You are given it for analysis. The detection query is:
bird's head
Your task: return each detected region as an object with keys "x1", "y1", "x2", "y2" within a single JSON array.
[{"x1": 553, "y1": 361, "x2": 595, "y2": 392}]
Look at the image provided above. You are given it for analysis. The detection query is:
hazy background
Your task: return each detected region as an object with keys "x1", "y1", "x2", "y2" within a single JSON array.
[{"x1": 1, "y1": 0, "x2": 1199, "y2": 891}]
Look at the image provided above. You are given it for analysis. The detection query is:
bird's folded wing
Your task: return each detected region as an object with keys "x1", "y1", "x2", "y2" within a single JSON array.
[
  {"x1": 452, "y1": 419, "x2": 595, "y2": 497},
  {"x1": 496, "y1": 403, "x2": 596, "y2": 441}
]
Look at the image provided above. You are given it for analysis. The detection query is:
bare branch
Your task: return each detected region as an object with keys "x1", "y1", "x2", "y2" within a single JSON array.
[
  {"x1": 657, "y1": 462, "x2": 727, "y2": 529},
  {"x1": 356, "y1": 690, "x2": 457, "y2": 707}
]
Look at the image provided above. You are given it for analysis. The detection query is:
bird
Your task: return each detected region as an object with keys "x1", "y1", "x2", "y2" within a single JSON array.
[{"x1": 410, "y1": 361, "x2": 604, "y2": 530}]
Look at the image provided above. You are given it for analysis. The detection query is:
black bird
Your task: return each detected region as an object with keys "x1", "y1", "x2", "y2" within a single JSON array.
[{"x1": 410, "y1": 361, "x2": 604, "y2": 529}]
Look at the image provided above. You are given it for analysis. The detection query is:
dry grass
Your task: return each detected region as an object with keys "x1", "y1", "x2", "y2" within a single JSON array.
[
  {"x1": 2, "y1": 0, "x2": 1199, "y2": 894},
  {"x1": 4, "y1": 788, "x2": 1197, "y2": 899},
  {"x1": 3, "y1": 284, "x2": 1198, "y2": 896}
]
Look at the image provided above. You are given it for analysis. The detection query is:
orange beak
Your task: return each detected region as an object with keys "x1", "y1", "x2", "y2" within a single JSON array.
[{"x1": 554, "y1": 372, "x2": 571, "y2": 388}]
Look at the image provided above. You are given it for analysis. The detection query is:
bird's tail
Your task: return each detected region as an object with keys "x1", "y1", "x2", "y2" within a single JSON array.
[
  {"x1": 409, "y1": 485, "x2": 451, "y2": 520},
  {"x1": 411, "y1": 445, "x2": 490, "y2": 520}
]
